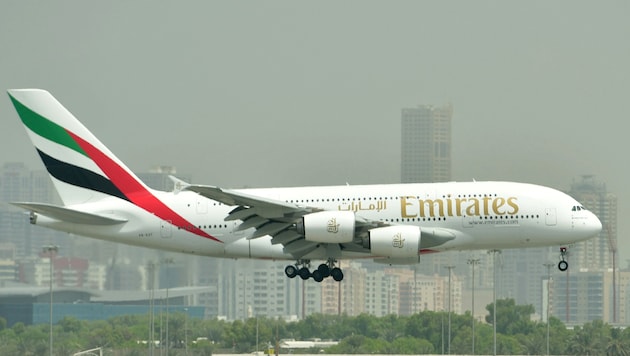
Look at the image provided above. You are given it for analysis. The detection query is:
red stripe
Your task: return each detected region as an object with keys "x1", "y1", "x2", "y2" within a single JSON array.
[{"x1": 67, "y1": 131, "x2": 222, "y2": 243}]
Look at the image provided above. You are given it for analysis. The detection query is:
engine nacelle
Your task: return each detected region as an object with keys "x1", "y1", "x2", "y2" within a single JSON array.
[
  {"x1": 298, "y1": 211, "x2": 355, "y2": 243},
  {"x1": 368, "y1": 225, "x2": 421, "y2": 259}
]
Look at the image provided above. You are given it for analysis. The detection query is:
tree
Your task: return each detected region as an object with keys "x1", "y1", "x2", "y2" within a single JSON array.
[
  {"x1": 568, "y1": 320, "x2": 610, "y2": 356},
  {"x1": 390, "y1": 336, "x2": 434, "y2": 354},
  {"x1": 327, "y1": 335, "x2": 367, "y2": 354},
  {"x1": 606, "y1": 327, "x2": 630, "y2": 356},
  {"x1": 405, "y1": 311, "x2": 446, "y2": 351},
  {"x1": 517, "y1": 329, "x2": 545, "y2": 355},
  {"x1": 485, "y1": 298, "x2": 535, "y2": 335}
]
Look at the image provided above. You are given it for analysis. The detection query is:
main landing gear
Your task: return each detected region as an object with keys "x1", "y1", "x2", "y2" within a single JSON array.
[
  {"x1": 558, "y1": 247, "x2": 568, "y2": 271},
  {"x1": 284, "y1": 259, "x2": 344, "y2": 282}
]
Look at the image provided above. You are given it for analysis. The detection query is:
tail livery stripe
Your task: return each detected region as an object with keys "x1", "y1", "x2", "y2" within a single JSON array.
[
  {"x1": 10, "y1": 90, "x2": 221, "y2": 243},
  {"x1": 9, "y1": 93, "x2": 87, "y2": 157},
  {"x1": 36, "y1": 149, "x2": 128, "y2": 201},
  {"x1": 67, "y1": 131, "x2": 221, "y2": 243}
]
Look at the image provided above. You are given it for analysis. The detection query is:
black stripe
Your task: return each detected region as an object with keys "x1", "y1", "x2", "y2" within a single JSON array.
[{"x1": 37, "y1": 149, "x2": 129, "y2": 202}]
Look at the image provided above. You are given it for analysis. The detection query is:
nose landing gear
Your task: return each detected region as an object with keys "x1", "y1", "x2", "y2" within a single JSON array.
[{"x1": 558, "y1": 247, "x2": 568, "y2": 271}]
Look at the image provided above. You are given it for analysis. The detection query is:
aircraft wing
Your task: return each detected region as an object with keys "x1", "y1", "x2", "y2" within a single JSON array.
[
  {"x1": 185, "y1": 184, "x2": 383, "y2": 258},
  {"x1": 185, "y1": 185, "x2": 305, "y2": 218},
  {"x1": 186, "y1": 184, "x2": 455, "y2": 259}
]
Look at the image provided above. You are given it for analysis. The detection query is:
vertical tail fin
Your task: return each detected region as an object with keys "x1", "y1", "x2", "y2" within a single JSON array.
[{"x1": 8, "y1": 89, "x2": 149, "y2": 206}]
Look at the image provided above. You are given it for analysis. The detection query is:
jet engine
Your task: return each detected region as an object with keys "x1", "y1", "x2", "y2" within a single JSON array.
[
  {"x1": 298, "y1": 211, "x2": 355, "y2": 243},
  {"x1": 368, "y1": 225, "x2": 421, "y2": 259}
]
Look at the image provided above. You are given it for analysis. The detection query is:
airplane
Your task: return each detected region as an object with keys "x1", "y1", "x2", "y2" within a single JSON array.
[{"x1": 7, "y1": 89, "x2": 602, "y2": 282}]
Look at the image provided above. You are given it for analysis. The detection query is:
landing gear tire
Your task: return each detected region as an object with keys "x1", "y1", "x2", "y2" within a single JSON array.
[
  {"x1": 298, "y1": 267, "x2": 311, "y2": 280},
  {"x1": 558, "y1": 247, "x2": 568, "y2": 271},
  {"x1": 330, "y1": 267, "x2": 344, "y2": 282},
  {"x1": 312, "y1": 269, "x2": 324, "y2": 282},
  {"x1": 285, "y1": 265, "x2": 298, "y2": 278},
  {"x1": 558, "y1": 260, "x2": 568, "y2": 271},
  {"x1": 317, "y1": 263, "x2": 331, "y2": 278}
]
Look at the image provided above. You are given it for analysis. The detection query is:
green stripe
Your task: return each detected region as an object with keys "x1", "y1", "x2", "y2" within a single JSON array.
[{"x1": 9, "y1": 94, "x2": 87, "y2": 157}]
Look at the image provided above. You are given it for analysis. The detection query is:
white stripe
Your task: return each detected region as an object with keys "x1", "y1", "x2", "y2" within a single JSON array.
[{"x1": 25, "y1": 125, "x2": 107, "y2": 178}]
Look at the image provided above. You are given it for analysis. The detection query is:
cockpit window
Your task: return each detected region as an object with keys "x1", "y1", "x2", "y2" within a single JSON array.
[{"x1": 572, "y1": 205, "x2": 587, "y2": 211}]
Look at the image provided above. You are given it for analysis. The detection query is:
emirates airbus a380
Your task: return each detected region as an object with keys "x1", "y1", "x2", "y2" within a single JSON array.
[{"x1": 7, "y1": 89, "x2": 602, "y2": 282}]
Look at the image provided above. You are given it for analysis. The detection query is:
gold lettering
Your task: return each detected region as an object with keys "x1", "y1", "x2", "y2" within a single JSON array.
[
  {"x1": 492, "y1": 197, "x2": 506, "y2": 215},
  {"x1": 507, "y1": 197, "x2": 519, "y2": 214},
  {"x1": 455, "y1": 198, "x2": 466, "y2": 217},
  {"x1": 419, "y1": 199, "x2": 444, "y2": 217},
  {"x1": 466, "y1": 198, "x2": 480, "y2": 216},
  {"x1": 401, "y1": 196, "x2": 417, "y2": 218},
  {"x1": 397, "y1": 195, "x2": 520, "y2": 219},
  {"x1": 483, "y1": 196, "x2": 492, "y2": 215}
]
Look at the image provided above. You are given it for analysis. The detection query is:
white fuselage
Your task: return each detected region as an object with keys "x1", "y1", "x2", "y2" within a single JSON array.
[{"x1": 33, "y1": 181, "x2": 602, "y2": 262}]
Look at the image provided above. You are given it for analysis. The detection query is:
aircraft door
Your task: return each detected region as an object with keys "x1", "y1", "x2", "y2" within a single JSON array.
[
  {"x1": 196, "y1": 198, "x2": 208, "y2": 214},
  {"x1": 545, "y1": 208, "x2": 557, "y2": 226}
]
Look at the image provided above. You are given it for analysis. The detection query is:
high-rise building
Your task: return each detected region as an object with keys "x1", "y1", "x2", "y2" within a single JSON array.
[
  {"x1": 568, "y1": 176, "x2": 617, "y2": 270},
  {"x1": 551, "y1": 269, "x2": 617, "y2": 324},
  {"x1": 545, "y1": 176, "x2": 620, "y2": 325},
  {"x1": 401, "y1": 104, "x2": 453, "y2": 183},
  {"x1": 364, "y1": 270, "x2": 399, "y2": 316},
  {"x1": 0, "y1": 163, "x2": 69, "y2": 257},
  {"x1": 320, "y1": 261, "x2": 366, "y2": 316},
  {"x1": 137, "y1": 165, "x2": 192, "y2": 191}
]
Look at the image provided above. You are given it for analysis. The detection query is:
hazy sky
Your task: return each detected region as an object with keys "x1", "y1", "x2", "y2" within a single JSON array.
[{"x1": 1, "y1": 2, "x2": 629, "y2": 260}]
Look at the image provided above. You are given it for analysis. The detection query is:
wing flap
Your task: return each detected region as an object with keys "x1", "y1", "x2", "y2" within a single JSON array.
[
  {"x1": 271, "y1": 230, "x2": 302, "y2": 245},
  {"x1": 226, "y1": 206, "x2": 259, "y2": 221},
  {"x1": 236, "y1": 216, "x2": 269, "y2": 231},
  {"x1": 11, "y1": 202, "x2": 127, "y2": 225},
  {"x1": 249, "y1": 222, "x2": 292, "y2": 239},
  {"x1": 284, "y1": 240, "x2": 319, "y2": 257}
]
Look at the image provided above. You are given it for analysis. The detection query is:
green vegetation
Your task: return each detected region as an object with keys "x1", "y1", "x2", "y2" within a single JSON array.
[{"x1": 0, "y1": 299, "x2": 629, "y2": 355}]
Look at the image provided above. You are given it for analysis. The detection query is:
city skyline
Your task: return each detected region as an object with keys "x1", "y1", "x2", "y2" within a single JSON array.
[
  {"x1": 0, "y1": 160, "x2": 624, "y2": 325},
  {"x1": 0, "y1": 1, "x2": 628, "y2": 327},
  {"x1": 2, "y1": 2, "x2": 627, "y2": 261}
]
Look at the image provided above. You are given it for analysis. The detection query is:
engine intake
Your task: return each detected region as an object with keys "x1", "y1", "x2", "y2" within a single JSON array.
[{"x1": 298, "y1": 211, "x2": 355, "y2": 243}]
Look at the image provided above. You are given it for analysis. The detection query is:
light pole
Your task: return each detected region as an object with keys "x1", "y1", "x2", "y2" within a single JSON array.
[
  {"x1": 444, "y1": 265, "x2": 455, "y2": 355},
  {"x1": 488, "y1": 249, "x2": 501, "y2": 356},
  {"x1": 161, "y1": 257, "x2": 175, "y2": 352},
  {"x1": 543, "y1": 262, "x2": 554, "y2": 356},
  {"x1": 43, "y1": 245, "x2": 59, "y2": 356},
  {"x1": 184, "y1": 307, "x2": 189, "y2": 356},
  {"x1": 147, "y1": 261, "x2": 156, "y2": 356},
  {"x1": 467, "y1": 258, "x2": 480, "y2": 355}
]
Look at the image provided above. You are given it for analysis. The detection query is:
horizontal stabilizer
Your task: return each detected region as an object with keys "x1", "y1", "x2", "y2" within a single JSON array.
[{"x1": 11, "y1": 202, "x2": 128, "y2": 225}]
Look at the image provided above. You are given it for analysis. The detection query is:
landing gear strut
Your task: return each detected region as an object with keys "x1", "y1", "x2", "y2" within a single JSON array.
[
  {"x1": 284, "y1": 258, "x2": 343, "y2": 282},
  {"x1": 558, "y1": 247, "x2": 568, "y2": 271}
]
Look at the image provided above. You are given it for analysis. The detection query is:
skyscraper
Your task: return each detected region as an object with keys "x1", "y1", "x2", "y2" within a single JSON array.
[
  {"x1": 401, "y1": 104, "x2": 453, "y2": 183},
  {"x1": 548, "y1": 176, "x2": 620, "y2": 324},
  {"x1": 568, "y1": 175, "x2": 617, "y2": 270}
]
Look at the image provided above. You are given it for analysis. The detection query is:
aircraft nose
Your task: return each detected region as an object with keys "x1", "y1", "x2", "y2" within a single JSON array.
[{"x1": 587, "y1": 212, "x2": 603, "y2": 237}]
